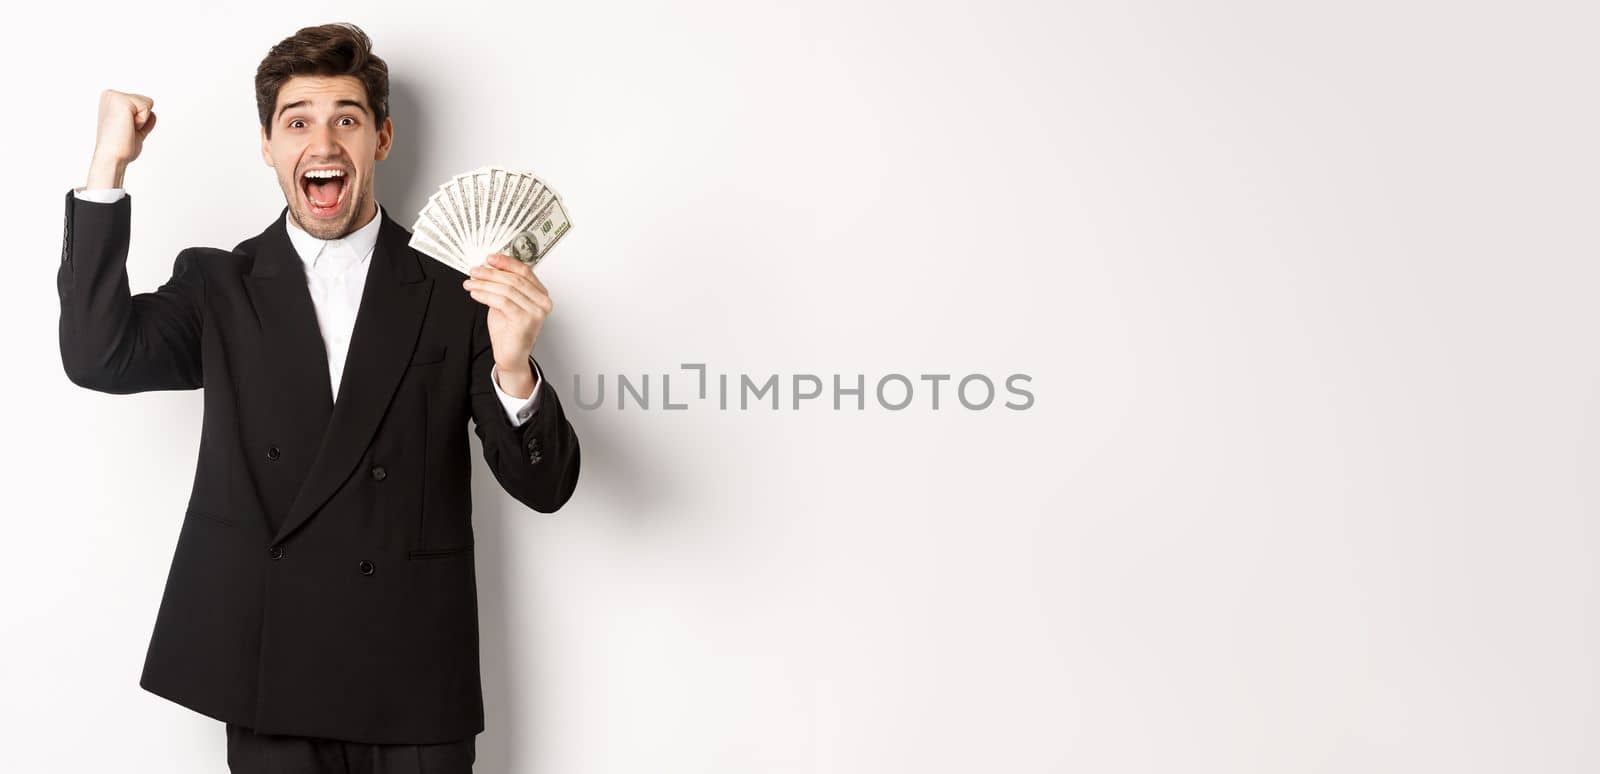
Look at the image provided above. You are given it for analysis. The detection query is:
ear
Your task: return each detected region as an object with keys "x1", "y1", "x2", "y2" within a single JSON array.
[
  {"x1": 259, "y1": 125, "x2": 273, "y2": 168},
  {"x1": 374, "y1": 116, "x2": 394, "y2": 161}
]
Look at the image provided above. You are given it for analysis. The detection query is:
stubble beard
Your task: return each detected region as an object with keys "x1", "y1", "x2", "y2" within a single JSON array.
[{"x1": 284, "y1": 173, "x2": 369, "y2": 240}]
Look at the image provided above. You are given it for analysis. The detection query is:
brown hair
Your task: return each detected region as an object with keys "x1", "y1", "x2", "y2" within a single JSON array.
[{"x1": 256, "y1": 22, "x2": 389, "y2": 139}]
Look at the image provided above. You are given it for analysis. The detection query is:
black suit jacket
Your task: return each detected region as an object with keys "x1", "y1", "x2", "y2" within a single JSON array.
[{"x1": 56, "y1": 189, "x2": 581, "y2": 744}]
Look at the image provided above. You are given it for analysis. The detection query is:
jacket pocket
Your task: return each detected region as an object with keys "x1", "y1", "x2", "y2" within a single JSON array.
[
  {"x1": 187, "y1": 507, "x2": 238, "y2": 527},
  {"x1": 408, "y1": 544, "x2": 473, "y2": 560},
  {"x1": 409, "y1": 344, "x2": 447, "y2": 366}
]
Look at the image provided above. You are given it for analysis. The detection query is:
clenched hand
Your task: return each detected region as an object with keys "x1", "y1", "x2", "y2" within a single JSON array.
[{"x1": 461, "y1": 252, "x2": 553, "y2": 397}]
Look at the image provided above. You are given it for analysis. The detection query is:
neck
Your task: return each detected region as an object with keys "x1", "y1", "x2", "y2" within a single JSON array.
[{"x1": 351, "y1": 198, "x2": 380, "y2": 231}]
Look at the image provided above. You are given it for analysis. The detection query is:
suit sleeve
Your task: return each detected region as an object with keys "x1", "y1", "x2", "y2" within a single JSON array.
[
  {"x1": 491, "y1": 356, "x2": 544, "y2": 426},
  {"x1": 57, "y1": 189, "x2": 205, "y2": 393},
  {"x1": 468, "y1": 304, "x2": 580, "y2": 513}
]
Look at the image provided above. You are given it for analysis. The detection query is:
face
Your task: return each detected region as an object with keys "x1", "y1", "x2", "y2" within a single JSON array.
[{"x1": 260, "y1": 74, "x2": 392, "y2": 240}]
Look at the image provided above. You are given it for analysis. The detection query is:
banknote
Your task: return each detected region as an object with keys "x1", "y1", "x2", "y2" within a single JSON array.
[{"x1": 407, "y1": 165, "x2": 574, "y2": 274}]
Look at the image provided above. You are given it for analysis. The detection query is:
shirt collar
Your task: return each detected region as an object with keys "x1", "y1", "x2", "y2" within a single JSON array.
[{"x1": 284, "y1": 203, "x2": 385, "y2": 272}]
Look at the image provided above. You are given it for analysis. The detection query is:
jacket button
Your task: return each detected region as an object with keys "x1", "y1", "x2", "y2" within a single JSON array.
[
  {"x1": 358, "y1": 559, "x2": 375, "y2": 575},
  {"x1": 266, "y1": 446, "x2": 281, "y2": 461},
  {"x1": 370, "y1": 465, "x2": 387, "y2": 481},
  {"x1": 268, "y1": 545, "x2": 284, "y2": 560}
]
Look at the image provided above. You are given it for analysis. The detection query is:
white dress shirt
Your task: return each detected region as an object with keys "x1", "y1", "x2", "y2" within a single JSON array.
[{"x1": 72, "y1": 187, "x2": 543, "y2": 426}]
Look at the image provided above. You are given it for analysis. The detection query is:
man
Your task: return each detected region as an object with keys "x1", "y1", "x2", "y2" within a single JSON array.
[{"x1": 57, "y1": 23, "x2": 580, "y2": 773}]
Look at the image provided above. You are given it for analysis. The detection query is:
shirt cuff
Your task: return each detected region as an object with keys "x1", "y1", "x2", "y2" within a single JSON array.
[
  {"x1": 73, "y1": 187, "x2": 126, "y2": 203},
  {"x1": 491, "y1": 356, "x2": 543, "y2": 427}
]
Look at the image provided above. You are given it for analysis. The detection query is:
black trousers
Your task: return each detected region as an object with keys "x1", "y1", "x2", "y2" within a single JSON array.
[{"x1": 225, "y1": 722, "x2": 476, "y2": 773}]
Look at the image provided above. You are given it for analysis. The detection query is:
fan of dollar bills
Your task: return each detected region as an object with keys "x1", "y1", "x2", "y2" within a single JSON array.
[{"x1": 407, "y1": 164, "x2": 573, "y2": 274}]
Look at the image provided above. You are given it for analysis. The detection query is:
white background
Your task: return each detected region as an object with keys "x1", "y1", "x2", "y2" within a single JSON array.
[{"x1": 3, "y1": 1, "x2": 1597, "y2": 772}]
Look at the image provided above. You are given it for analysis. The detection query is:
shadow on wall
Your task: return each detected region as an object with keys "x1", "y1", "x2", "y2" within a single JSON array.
[
  {"x1": 379, "y1": 76, "x2": 674, "y2": 516},
  {"x1": 467, "y1": 324, "x2": 689, "y2": 772},
  {"x1": 377, "y1": 76, "x2": 684, "y2": 772},
  {"x1": 374, "y1": 78, "x2": 432, "y2": 223},
  {"x1": 380, "y1": 76, "x2": 675, "y2": 520}
]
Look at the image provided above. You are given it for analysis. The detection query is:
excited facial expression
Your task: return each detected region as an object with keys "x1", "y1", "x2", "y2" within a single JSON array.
[{"x1": 260, "y1": 74, "x2": 393, "y2": 240}]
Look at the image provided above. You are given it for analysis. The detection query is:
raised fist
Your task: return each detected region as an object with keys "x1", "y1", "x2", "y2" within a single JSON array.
[{"x1": 93, "y1": 89, "x2": 157, "y2": 166}]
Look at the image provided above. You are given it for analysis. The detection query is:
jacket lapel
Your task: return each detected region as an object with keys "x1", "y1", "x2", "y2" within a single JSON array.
[
  {"x1": 241, "y1": 208, "x2": 337, "y2": 531},
  {"x1": 244, "y1": 206, "x2": 435, "y2": 546}
]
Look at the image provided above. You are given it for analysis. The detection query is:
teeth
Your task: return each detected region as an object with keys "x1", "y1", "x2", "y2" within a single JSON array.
[{"x1": 303, "y1": 169, "x2": 346, "y2": 179}]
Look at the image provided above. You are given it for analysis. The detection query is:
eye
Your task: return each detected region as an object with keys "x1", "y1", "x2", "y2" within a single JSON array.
[
  {"x1": 288, "y1": 118, "x2": 305, "y2": 129},
  {"x1": 339, "y1": 116, "x2": 357, "y2": 127}
]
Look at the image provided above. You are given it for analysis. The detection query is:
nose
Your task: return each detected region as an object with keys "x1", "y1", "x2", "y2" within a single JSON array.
[{"x1": 308, "y1": 121, "x2": 340, "y2": 158}]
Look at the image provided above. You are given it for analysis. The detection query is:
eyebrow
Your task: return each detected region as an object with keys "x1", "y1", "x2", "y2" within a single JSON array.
[{"x1": 277, "y1": 98, "x2": 370, "y2": 121}]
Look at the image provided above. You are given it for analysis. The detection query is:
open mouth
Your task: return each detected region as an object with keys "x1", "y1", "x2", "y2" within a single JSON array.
[{"x1": 300, "y1": 166, "x2": 350, "y2": 217}]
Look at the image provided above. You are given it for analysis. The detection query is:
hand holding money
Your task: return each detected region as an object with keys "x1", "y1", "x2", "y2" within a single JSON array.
[
  {"x1": 86, "y1": 89, "x2": 158, "y2": 189},
  {"x1": 461, "y1": 252, "x2": 554, "y2": 392}
]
